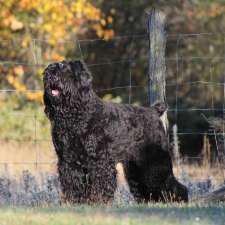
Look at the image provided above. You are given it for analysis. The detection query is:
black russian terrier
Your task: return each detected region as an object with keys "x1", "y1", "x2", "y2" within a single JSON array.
[{"x1": 43, "y1": 60, "x2": 188, "y2": 204}]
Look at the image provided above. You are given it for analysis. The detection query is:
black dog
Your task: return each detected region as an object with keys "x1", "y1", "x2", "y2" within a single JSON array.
[{"x1": 43, "y1": 60, "x2": 188, "y2": 204}]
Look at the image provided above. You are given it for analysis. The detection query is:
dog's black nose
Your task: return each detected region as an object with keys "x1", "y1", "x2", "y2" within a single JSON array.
[{"x1": 58, "y1": 62, "x2": 64, "y2": 69}]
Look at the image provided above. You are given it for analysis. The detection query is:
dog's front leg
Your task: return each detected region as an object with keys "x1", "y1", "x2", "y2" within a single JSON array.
[
  {"x1": 58, "y1": 161, "x2": 88, "y2": 204},
  {"x1": 87, "y1": 157, "x2": 117, "y2": 204}
]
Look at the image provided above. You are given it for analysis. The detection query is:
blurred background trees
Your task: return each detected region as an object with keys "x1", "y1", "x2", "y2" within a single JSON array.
[
  {"x1": 0, "y1": 0, "x2": 114, "y2": 103},
  {"x1": 0, "y1": 0, "x2": 225, "y2": 158}
]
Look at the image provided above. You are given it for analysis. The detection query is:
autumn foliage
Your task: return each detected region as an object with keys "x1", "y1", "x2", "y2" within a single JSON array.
[{"x1": 0, "y1": 0, "x2": 114, "y2": 103}]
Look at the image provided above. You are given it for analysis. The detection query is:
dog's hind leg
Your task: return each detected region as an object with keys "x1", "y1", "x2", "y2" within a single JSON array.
[
  {"x1": 124, "y1": 144, "x2": 188, "y2": 203},
  {"x1": 136, "y1": 144, "x2": 188, "y2": 202},
  {"x1": 163, "y1": 175, "x2": 189, "y2": 202},
  {"x1": 123, "y1": 160, "x2": 151, "y2": 203}
]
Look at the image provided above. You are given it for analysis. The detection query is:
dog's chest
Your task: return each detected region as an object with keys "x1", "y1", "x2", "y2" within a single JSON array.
[{"x1": 52, "y1": 121, "x2": 109, "y2": 160}]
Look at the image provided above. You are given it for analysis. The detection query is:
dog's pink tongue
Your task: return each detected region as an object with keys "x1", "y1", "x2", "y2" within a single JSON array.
[{"x1": 51, "y1": 89, "x2": 60, "y2": 96}]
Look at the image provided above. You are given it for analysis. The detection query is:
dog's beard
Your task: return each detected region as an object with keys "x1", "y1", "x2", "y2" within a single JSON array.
[{"x1": 44, "y1": 84, "x2": 79, "y2": 120}]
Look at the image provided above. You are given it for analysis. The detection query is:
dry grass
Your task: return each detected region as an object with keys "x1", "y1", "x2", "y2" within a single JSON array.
[
  {"x1": 174, "y1": 163, "x2": 225, "y2": 186},
  {"x1": 0, "y1": 141, "x2": 225, "y2": 187},
  {"x1": 0, "y1": 141, "x2": 57, "y2": 177}
]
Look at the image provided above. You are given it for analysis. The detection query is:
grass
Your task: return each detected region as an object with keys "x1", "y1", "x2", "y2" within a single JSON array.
[{"x1": 0, "y1": 204, "x2": 224, "y2": 225}]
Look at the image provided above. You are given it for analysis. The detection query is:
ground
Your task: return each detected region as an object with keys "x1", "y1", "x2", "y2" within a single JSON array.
[{"x1": 0, "y1": 204, "x2": 225, "y2": 225}]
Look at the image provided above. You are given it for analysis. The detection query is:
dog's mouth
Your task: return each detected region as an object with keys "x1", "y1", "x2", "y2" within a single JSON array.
[
  {"x1": 50, "y1": 86, "x2": 61, "y2": 97},
  {"x1": 51, "y1": 89, "x2": 60, "y2": 96}
]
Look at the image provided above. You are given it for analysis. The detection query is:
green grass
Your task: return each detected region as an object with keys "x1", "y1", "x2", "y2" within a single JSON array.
[{"x1": 0, "y1": 204, "x2": 224, "y2": 225}]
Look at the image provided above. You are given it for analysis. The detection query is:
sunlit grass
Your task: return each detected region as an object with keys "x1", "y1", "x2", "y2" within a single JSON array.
[{"x1": 0, "y1": 204, "x2": 224, "y2": 225}]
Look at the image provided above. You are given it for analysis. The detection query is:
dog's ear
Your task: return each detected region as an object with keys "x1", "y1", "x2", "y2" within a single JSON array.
[{"x1": 69, "y1": 60, "x2": 92, "y2": 88}]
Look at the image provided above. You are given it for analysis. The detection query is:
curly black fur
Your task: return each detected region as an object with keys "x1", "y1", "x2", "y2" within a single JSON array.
[{"x1": 43, "y1": 60, "x2": 188, "y2": 204}]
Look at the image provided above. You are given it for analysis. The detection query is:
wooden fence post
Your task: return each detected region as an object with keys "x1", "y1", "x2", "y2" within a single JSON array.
[
  {"x1": 147, "y1": 8, "x2": 166, "y2": 105},
  {"x1": 147, "y1": 8, "x2": 168, "y2": 134}
]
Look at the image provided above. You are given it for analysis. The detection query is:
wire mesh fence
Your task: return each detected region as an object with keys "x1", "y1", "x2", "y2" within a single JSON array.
[{"x1": 0, "y1": 31, "x2": 225, "y2": 204}]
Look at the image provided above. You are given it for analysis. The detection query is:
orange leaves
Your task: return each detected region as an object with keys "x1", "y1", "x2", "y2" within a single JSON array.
[
  {"x1": 72, "y1": 0, "x2": 101, "y2": 21},
  {"x1": 44, "y1": 52, "x2": 64, "y2": 61},
  {"x1": 107, "y1": 16, "x2": 113, "y2": 24},
  {"x1": 187, "y1": 2, "x2": 225, "y2": 19},
  {"x1": 1, "y1": 0, "x2": 115, "y2": 104},
  {"x1": 7, "y1": 74, "x2": 26, "y2": 92},
  {"x1": 83, "y1": 3, "x2": 101, "y2": 21},
  {"x1": 103, "y1": 29, "x2": 115, "y2": 40},
  {"x1": 51, "y1": 52, "x2": 64, "y2": 61},
  {"x1": 100, "y1": 19, "x2": 106, "y2": 26},
  {"x1": 206, "y1": 4, "x2": 225, "y2": 18},
  {"x1": 2, "y1": 15, "x2": 24, "y2": 31},
  {"x1": 13, "y1": 66, "x2": 24, "y2": 77},
  {"x1": 1, "y1": 0, "x2": 114, "y2": 44},
  {"x1": 7, "y1": 68, "x2": 43, "y2": 103},
  {"x1": 18, "y1": 0, "x2": 39, "y2": 10},
  {"x1": 92, "y1": 24, "x2": 114, "y2": 40},
  {"x1": 26, "y1": 91, "x2": 43, "y2": 102}
]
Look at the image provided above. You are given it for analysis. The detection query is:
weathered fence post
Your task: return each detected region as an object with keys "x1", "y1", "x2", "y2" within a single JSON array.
[
  {"x1": 147, "y1": 8, "x2": 166, "y2": 105},
  {"x1": 147, "y1": 8, "x2": 168, "y2": 134}
]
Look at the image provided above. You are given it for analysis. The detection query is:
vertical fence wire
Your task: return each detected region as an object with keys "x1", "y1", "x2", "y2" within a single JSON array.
[
  {"x1": 34, "y1": 112, "x2": 38, "y2": 170},
  {"x1": 223, "y1": 35, "x2": 225, "y2": 178},
  {"x1": 175, "y1": 36, "x2": 181, "y2": 126},
  {"x1": 128, "y1": 62, "x2": 132, "y2": 105},
  {"x1": 77, "y1": 39, "x2": 84, "y2": 60},
  {"x1": 209, "y1": 65, "x2": 214, "y2": 109}
]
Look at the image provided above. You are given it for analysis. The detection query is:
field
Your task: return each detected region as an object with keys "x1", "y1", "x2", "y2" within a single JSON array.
[
  {"x1": 0, "y1": 141, "x2": 225, "y2": 205},
  {"x1": 0, "y1": 103, "x2": 225, "y2": 224},
  {"x1": 0, "y1": 141, "x2": 225, "y2": 225},
  {"x1": 1, "y1": 204, "x2": 225, "y2": 225}
]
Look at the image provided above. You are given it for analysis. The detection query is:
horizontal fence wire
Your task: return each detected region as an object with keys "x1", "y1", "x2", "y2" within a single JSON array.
[
  {"x1": 1, "y1": 56, "x2": 225, "y2": 67},
  {"x1": 0, "y1": 31, "x2": 225, "y2": 43}
]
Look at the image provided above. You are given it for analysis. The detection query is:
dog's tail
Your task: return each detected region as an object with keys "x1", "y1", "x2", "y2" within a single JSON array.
[
  {"x1": 152, "y1": 102, "x2": 168, "y2": 134},
  {"x1": 152, "y1": 102, "x2": 167, "y2": 117}
]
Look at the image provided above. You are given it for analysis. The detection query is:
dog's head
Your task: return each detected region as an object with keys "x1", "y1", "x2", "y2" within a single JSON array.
[{"x1": 43, "y1": 60, "x2": 92, "y2": 118}]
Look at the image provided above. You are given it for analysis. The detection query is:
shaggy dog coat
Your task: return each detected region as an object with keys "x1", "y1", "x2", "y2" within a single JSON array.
[{"x1": 43, "y1": 60, "x2": 188, "y2": 203}]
